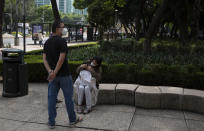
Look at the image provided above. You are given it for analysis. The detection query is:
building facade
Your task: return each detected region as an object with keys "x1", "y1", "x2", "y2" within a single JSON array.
[
  {"x1": 35, "y1": 0, "x2": 87, "y2": 15},
  {"x1": 35, "y1": 0, "x2": 50, "y2": 7}
]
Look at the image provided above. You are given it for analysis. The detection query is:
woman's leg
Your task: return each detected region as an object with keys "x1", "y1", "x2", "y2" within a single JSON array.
[
  {"x1": 77, "y1": 85, "x2": 85, "y2": 113},
  {"x1": 84, "y1": 85, "x2": 92, "y2": 110},
  {"x1": 78, "y1": 85, "x2": 85, "y2": 106}
]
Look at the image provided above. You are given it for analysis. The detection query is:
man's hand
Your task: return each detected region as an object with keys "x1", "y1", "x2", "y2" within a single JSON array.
[{"x1": 47, "y1": 70, "x2": 56, "y2": 82}]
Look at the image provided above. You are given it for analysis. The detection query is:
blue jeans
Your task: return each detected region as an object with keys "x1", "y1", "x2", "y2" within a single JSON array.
[{"x1": 48, "y1": 75, "x2": 76, "y2": 125}]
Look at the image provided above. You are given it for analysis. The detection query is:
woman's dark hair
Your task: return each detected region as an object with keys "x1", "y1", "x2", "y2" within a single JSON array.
[
  {"x1": 52, "y1": 21, "x2": 63, "y2": 33},
  {"x1": 93, "y1": 56, "x2": 103, "y2": 67}
]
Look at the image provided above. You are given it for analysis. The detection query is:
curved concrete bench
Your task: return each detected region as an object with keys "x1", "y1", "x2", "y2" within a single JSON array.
[
  {"x1": 183, "y1": 89, "x2": 204, "y2": 114},
  {"x1": 135, "y1": 86, "x2": 161, "y2": 109},
  {"x1": 97, "y1": 84, "x2": 204, "y2": 114},
  {"x1": 160, "y1": 86, "x2": 183, "y2": 110},
  {"x1": 97, "y1": 84, "x2": 117, "y2": 105},
  {"x1": 116, "y1": 84, "x2": 138, "y2": 106}
]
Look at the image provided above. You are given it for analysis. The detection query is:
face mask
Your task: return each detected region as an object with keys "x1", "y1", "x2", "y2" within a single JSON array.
[
  {"x1": 62, "y1": 28, "x2": 67, "y2": 36},
  {"x1": 91, "y1": 62, "x2": 96, "y2": 67}
]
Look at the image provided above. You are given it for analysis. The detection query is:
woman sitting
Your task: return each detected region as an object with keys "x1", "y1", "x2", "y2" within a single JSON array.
[{"x1": 73, "y1": 56, "x2": 102, "y2": 114}]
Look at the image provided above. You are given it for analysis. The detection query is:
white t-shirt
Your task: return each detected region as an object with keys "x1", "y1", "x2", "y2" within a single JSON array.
[{"x1": 79, "y1": 70, "x2": 92, "y2": 85}]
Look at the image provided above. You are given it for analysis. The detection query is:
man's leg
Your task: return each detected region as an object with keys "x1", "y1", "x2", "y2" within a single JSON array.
[
  {"x1": 60, "y1": 75, "x2": 76, "y2": 123},
  {"x1": 48, "y1": 78, "x2": 60, "y2": 126}
]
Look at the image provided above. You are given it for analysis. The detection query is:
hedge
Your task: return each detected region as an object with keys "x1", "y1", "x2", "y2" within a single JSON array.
[
  {"x1": 25, "y1": 42, "x2": 98, "y2": 55},
  {"x1": 0, "y1": 61, "x2": 203, "y2": 90}
]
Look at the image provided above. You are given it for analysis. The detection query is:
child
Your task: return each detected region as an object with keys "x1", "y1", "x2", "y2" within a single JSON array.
[{"x1": 73, "y1": 56, "x2": 102, "y2": 114}]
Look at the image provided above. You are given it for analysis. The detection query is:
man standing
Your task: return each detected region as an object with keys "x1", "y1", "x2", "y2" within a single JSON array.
[{"x1": 43, "y1": 21, "x2": 82, "y2": 129}]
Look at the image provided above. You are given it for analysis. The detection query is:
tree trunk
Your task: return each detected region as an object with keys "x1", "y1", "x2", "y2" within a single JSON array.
[
  {"x1": 98, "y1": 26, "x2": 104, "y2": 41},
  {"x1": 130, "y1": 23, "x2": 136, "y2": 37},
  {"x1": 170, "y1": 21, "x2": 176, "y2": 38},
  {"x1": 191, "y1": 0, "x2": 200, "y2": 41},
  {"x1": 135, "y1": 0, "x2": 146, "y2": 40},
  {"x1": 122, "y1": 23, "x2": 129, "y2": 37},
  {"x1": 142, "y1": 18, "x2": 147, "y2": 34},
  {"x1": 143, "y1": 0, "x2": 169, "y2": 54},
  {"x1": 135, "y1": 18, "x2": 141, "y2": 40},
  {"x1": 0, "y1": 0, "x2": 5, "y2": 48},
  {"x1": 175, "y1": 0, "x2": 189, "y2": 45},
  {"x1": 50, "y1": 0, "x2": 61, "y2": 21},
  {"x1": 127, "y1": 24, "x2": 134, "y2": 37}
]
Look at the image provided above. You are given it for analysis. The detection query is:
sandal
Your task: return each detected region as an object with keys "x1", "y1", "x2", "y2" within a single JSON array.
[
  {"x1": 77, "y1": 106, "x2": 83, "y2": 114},
  {"x1": 69, "y1": 116, "x2": 83, "y2": 125},
  {"x1": 83, "y1": 108, "x2": 91, "y2": 114}
]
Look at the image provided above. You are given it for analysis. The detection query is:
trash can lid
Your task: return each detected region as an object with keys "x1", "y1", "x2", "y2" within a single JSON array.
[{"x1": 1, "y1": 48, "x2": 24, "y2": 53}]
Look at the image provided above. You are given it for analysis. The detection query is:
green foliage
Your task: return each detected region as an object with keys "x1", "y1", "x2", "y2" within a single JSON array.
[
  {"x1": 23, "y1": 40, "x2": 204, "y2": 66},
  {"x1": 87, "y1": 0, "x2": 114, "y2": 28},
  {"x1": 1, "y1": 39, "x2": 203, "y2": 89},
  {"x1": 1, "y1": 61, "x2": 203, "y2": 90},
  {"x1": 27, "y1": 4, "x2": 86, "y2": 25},
  {"x1": 73, "y1": 0, "x2": 88, "y2": 9},
  {"x1": 11, "y1": 32, "x2": 23, "y2": 36},
  {"x1": 0, "y1": 40, "x2": 204, "y2": 89},
  {"x1": 61, "y1": 13, "x2": 86, "y2": 25},
  {"x1": 29, "y1": 5, "x2": 54, "y2": 24},
  {"x1": 4, "y1": 0, "x2": 36, "y2": 27},
  {"x1": 25, "y1": 42, "x2": 97, "y2": 56}
]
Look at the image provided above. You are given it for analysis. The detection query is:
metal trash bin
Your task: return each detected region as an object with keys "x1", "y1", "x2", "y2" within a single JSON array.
[{"x1": 1, "y1": 48, "x2": 28, "y2": 97}]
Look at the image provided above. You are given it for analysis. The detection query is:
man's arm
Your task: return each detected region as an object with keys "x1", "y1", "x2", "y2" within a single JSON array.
[
  {"x1": 53, "y1": 53, "x2": 66, "y2": 75},
  {"x1": 43, "y1": 53, "x2": 52, "y2": 73}
]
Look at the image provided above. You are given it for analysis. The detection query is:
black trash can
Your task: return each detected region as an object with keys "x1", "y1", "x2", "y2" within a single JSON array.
[{"x1": 1, "y1": 48, "x2": 28, "y2": 97}]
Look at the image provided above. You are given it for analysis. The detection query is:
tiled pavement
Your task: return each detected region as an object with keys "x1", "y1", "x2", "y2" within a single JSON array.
[{"x1": 0, "y1": 83, "x2": 204, "y2": 131}]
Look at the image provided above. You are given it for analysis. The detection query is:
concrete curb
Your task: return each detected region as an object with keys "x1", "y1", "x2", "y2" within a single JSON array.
[{"x1": 97, "y1": 84, "x2": 204, "y2": 114}]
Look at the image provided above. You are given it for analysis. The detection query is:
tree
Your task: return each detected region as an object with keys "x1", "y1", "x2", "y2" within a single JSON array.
[
  {"x1": 73, "y1": 0, "x2": 88, "y2": 9},
  {"x1": 3, "y1": 0, "x2": 35, "y2": 29},
  {"x1": 50, "y1": 0, "x2": 61, "y2": 21},
  {"x1": 143, "y1": 0, "x2": 169, "y2": 54},
  {"x1": 74, "y1": 0, "x2": 203, "y2": 53},
  {"x1": 190, "y1": 0, "x2": 201, "y2": 41},
  {"x1": 28, "y1": 5, "x2": 54, "y2": 24},
  {"x1": 0, "y1": 0, "x2": 5, "y2": 48},
  {"x1": 87, "y1": 0, "x2": 115, "y2": 40},
  {"x1": 61, "y1": 13, "x2": 84, "y2": 25}
]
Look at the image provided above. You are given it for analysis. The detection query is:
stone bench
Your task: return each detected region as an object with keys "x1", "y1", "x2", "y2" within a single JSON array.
[
  {"x1": 115, "y1": 84, "x2": 138, "y2": 106},
  {"x1": 135, "y1": 86, "x2": 161, "y2": 109},
  {"x1": 97, "y1": 84, "x2": 204, "y2": 114},
  {"x1": 160, "y1": 86, "x2": 183, "y2": 110},
  {"x1": 97, "y1": 84, "x2": 117, "y2": 105},
  {"x1": 183, "y1": 89, "x2": 204, "y2": 114}
]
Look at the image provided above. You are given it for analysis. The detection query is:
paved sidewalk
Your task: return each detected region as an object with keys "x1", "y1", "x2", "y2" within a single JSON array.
[
  {"x1": 1, "y1": 42, "x2": 85, "y2": 52},
  {"x1": 0, "y1": 83, "x2": 204, "y2": 131}
]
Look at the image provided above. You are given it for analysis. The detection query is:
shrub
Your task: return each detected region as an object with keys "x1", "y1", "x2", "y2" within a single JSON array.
[
  {"x1": 0, "y1": 61, "x2": 203, "y2": 90},
  {"x1": 192, "y1": 45, "x2": 204, "y2": 55}
]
